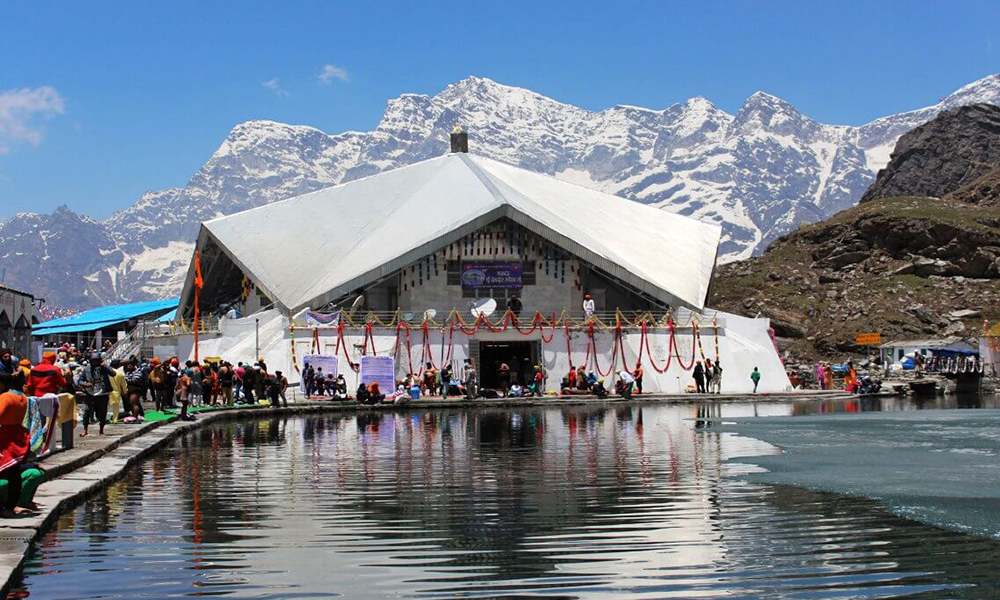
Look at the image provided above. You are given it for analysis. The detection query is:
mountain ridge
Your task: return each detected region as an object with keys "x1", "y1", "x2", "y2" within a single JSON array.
[
  {"x1": 860, "y1": 103, "x2": 1000, "y2": 203},
  {"x1": 4, "y1": 73, "x2": 1000, "y2": 310},
  {"x1": 711, "y1": 101, "x2": 1000, "y2": 365}
]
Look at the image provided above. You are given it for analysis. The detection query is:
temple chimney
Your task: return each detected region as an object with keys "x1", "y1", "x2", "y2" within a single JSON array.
[{"x1": 450, "y1": 126, "x2": 468, "y2": 153}]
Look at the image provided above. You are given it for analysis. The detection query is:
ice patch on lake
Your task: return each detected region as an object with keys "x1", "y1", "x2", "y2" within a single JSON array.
[{"x1": 716, "y1": 409, "x2": 1000, "y2": 539}]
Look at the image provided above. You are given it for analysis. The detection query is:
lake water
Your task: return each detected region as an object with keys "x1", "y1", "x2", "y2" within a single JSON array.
[{"x1": 8, "y1": 397, "x2": 1000, "y2": 599}]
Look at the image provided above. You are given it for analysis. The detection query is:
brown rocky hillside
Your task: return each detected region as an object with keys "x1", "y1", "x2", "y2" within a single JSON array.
[
  {"x1": 860, "y1": 104, "x2": 1000, "y2": 203},
  {"x1": 945, "y1": 166, "x2": 1000, "y2": 205},
  {"x1": 711, "y1": 196, "x2": 1000, "y2": 362}
]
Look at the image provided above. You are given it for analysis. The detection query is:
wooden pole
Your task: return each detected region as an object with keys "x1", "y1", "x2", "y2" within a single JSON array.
[
  {"x1": 194, "y1": 290, "x2": 200, "y2": 363},
  {"x1": 193, "y1": 250, "x2": 204, "y2": 363}
]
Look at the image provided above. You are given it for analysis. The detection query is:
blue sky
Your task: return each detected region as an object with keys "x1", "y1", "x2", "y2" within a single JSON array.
[{"x1": 1, "y1": 0, "x2": 998, "y2": 221}]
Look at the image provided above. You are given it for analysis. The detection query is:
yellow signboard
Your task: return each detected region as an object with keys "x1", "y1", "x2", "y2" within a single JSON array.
[{"x1": 855, "y1": 333, "x2": 881, "y2": 345}]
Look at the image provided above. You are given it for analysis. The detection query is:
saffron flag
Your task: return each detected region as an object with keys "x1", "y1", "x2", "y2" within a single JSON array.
[{"x1": 194, "y1": 251, "x2": 204, "y2": 291}]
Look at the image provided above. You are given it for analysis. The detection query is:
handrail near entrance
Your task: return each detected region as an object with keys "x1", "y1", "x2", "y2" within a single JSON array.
[{"x1": 104, "y1": 322, "x2": 146, "y2": 362}]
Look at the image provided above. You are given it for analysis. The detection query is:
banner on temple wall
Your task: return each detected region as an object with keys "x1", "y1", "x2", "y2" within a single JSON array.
[
  {"x1": 360, "y1": 355, "x2": 395, "y2": 391},
  {"x1": 305, "y1": 310, "x2": 341, "y2": 327},
  {"x1": 461, "y1": 261, "x2": 522, "y2": 289}
]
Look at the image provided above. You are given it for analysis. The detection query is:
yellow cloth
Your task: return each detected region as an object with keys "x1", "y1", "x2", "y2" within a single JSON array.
[
  {"x1": 108, "y1": 391, "x2": 122, "y2": 424},
  {"x1": 109, "y1": 367, "x2": 127, "y2": 424},
  {"x1": 110, "y1": 367, "x2": 127, "y2": 396},
  {"x1": 57, "y1": 393, "x2": 77, "y2": 424}
]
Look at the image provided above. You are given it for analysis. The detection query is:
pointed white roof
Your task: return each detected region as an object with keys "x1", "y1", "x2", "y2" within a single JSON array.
[{"x1": 188, "y1": 153, "x2": 721, "y2": 313}]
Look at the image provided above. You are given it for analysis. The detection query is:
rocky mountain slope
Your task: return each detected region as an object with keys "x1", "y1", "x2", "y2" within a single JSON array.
[
  {"x1": 712, "y1": 103, "x2": 1000, "y2": 362},
  {"x1": 4, "y1": 73, "x2": 1000, "y2": 310},
  {"x1": 860, "y1": 104, "x2": 1000, "y2": 202},
  {"x1": 945, "y1": 166, "x2": 1000, "y2": 206}
]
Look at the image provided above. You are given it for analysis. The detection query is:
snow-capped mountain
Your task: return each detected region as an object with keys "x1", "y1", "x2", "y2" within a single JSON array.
[{"x1": 4, "y1": 73, "x2": 1000, "y2": 310}]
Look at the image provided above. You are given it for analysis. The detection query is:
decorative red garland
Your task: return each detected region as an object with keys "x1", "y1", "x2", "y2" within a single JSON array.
[{"x1": 315, "y1": 314, "x2": 709, "y2": 380}]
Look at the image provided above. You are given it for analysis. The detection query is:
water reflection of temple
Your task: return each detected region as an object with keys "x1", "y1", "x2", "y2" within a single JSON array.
[
  {"x1": 203, "y1": 404, "x2": 785, "y2": 588},
  {"x1": 26, "y1": 402, "x2": 1000, "y2": 599}
]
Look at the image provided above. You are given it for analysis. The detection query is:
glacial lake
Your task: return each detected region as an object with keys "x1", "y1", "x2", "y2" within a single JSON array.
[{"x1": 8, "y1": 397, "x2": 1000, "y2": 599}]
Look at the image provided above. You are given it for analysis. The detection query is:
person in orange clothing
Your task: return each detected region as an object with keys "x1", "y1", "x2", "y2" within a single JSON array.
[
  {"x1": 17, "y1": 360, "x2": 31, "y2": 383},
  {"x1": 0, "y1": 372, "x2": 31, "y2": 517},
  {"x1": 845, "y1": 360, "x2": 858, "y2": 392},
  {"x1": 366, "y1": 381, "x2": 384, "y2": 404},
  {"x1": 25, "y1": 352, "x2": 66, "y2": 397}
]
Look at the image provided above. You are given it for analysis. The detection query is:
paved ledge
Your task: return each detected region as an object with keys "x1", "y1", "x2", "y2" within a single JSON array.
[{"x1": 0, "y1": 390, "x2": 854, "y2": 594}]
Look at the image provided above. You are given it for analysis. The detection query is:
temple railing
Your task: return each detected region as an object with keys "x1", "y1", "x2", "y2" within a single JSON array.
[{"x1": 291, "y1": 307, "x2": 723, "y2": 330}]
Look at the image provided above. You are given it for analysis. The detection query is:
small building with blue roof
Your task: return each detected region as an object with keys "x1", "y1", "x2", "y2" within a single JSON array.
[{"x1": 32, "y1": 298, "x2": 178, "y2": 349}]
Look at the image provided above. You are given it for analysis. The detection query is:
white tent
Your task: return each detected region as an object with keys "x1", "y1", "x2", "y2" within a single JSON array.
[
  {"x1": 172, "y1": 151, "x2": 793, "y2": 394},
  {"x1": 178, "y1": 153, "x2": 722, "y2": 317}
]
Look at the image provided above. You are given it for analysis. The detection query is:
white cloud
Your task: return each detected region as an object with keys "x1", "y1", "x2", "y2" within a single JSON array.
[
  {"x1": 318, "y1": 63, "x2": 350, "y2": 84},
  {"x1": 0, "y1": 86, "x2": 65, "y2": 155},
  {"x1": 261, "y1": 78, "x2": 289, "y2": 97}
]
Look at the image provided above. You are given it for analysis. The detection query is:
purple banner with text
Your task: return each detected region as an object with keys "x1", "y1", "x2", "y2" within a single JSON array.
[{"x1": 461, "y1": 262, "x2": 523, "y2": 289}]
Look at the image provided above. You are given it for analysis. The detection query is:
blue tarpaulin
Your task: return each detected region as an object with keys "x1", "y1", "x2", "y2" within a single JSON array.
[{"x1": 33, "y1": 299, "x2": 178, "y2": 336}]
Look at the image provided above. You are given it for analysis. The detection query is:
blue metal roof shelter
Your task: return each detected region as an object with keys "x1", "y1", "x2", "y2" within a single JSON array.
[{"x1": 32, "y1": 299, "x2": 178, "y2": 336}]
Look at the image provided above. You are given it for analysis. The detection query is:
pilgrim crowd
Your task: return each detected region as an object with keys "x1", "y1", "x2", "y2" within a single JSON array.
[
  {"x1": 0, "y1": 344, "x2": 300, "y2": 519},
  {"x1": 0, "y1": 344, "x2": 291, "y2": 431}
]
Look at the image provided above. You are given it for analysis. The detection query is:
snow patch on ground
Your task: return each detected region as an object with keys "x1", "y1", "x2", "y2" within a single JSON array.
[
  {"x1": 865, "y1": 143, "x2": 895, "y2": 173},
  {"x1": 129, "y1": 240, "x2": 194, "y2": 273}
]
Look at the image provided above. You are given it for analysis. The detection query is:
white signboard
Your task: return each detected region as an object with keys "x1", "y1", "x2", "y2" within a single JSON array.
[
  {"x1": 303, "y1": 354, "x2": 338, "y2": 377},
  {"x1": 360, "y1": 355, "x2": 395, "y2": 391},
  {"x1": 301, "y1": 354, "x2": 338, "y2": 391},
  {"x1": 153, "y1": 345, "x2": 178, "y2": 360}
]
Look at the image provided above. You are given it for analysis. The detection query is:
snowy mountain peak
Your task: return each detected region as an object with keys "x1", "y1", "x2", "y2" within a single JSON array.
[
  {"x1": 6, "y1": 72, "x2": 1000, "y2": 310},
  {"x1": 212, "y1": 119, "x2": 328, "y2": 157},
  {"x1": 52, "y1": 204, "x2": 78, "y2": 217},
  {"x1": 653, "y1": 97, "x2": 732, "y2": 150},
  {"x1": 737, "y1": 90, "x2": 806, "y2": 119},
  {"x1": 667, "y1": 96, "x2": 732, "y2": 124},
  {"x1": 682, "y1": 96, "x2": 723, "y2": 112},
  {"x1": 745, "y1": 90, "x2": 785, "y2": 103},
  {"x1": 437, "y1": 75, "x2": 586, "y2": 120},
  {"x1": 443, "y1": 75, "x2": 532, "y2": 99},
  {"x1": 732, "y1": 90, "x2": 818, "y2": 138},
  {"x1": 377, "y1": 93, "x2": 441, "y2": 138},
  {"x1": 941, "y1": 73, "x2": 1000, "y2": 109}
]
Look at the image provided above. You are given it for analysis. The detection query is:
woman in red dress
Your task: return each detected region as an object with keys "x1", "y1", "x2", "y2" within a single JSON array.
[{"x1": 0, "y1": 371, "x2": 31, "y2": 517}]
